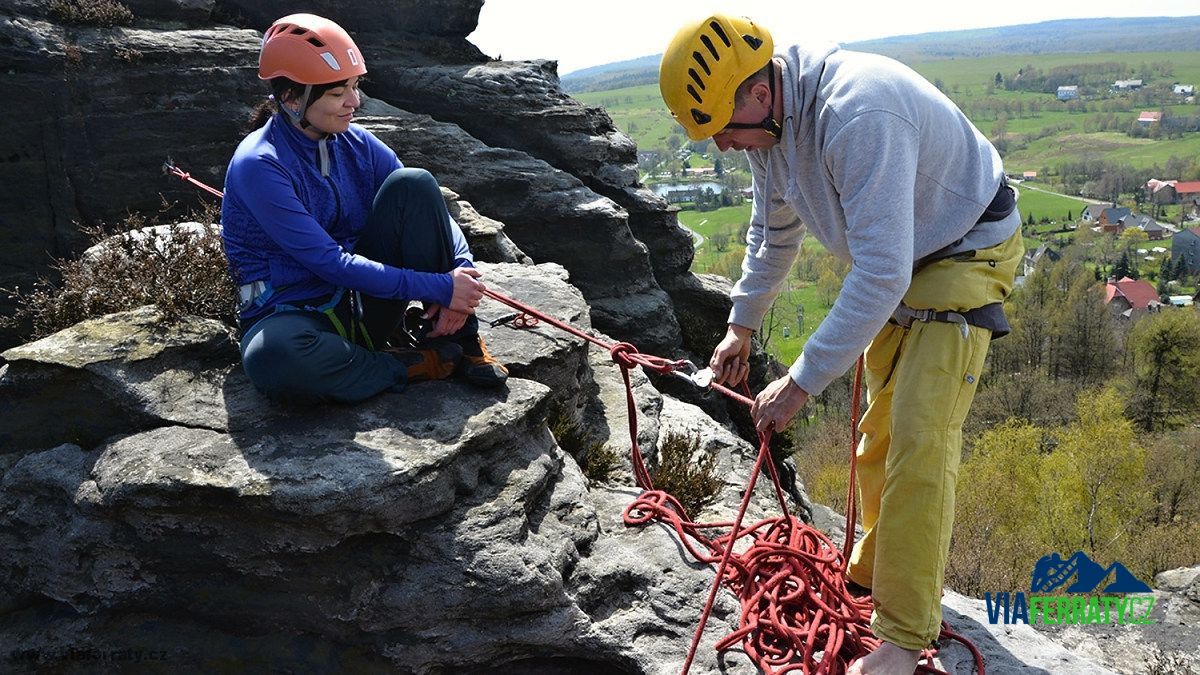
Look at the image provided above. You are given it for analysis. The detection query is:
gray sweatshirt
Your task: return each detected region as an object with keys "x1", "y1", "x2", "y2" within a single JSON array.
[{"x1": 730, "y1": 44, "x2": 1017, "y2": 396}]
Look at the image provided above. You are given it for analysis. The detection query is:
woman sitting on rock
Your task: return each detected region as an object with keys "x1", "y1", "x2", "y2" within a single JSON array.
[{"x1": 221, "y1": 13, "x2": 507, "y2": 404}]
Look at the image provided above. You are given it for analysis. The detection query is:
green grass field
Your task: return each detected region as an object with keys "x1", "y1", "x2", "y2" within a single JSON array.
[
  {"x1": 1016, "y1": 185, "x2": 1092, "y2": 222},
  {"x1": 907, "y1": 51, "x2": 1200, "y2": 95}
]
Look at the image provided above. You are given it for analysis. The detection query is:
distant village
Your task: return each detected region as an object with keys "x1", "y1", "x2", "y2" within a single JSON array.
[{"x1": 1018, "y1": 177, "x2": 1200, "y2": 318}]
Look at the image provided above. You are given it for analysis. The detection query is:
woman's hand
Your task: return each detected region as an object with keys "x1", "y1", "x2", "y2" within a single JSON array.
[
  {"x1": 424, "y1": 304, "x2": 468, "y2": 338},
  {"x1": 448, "y1": 267, "x2": 485, "y2": 314}
]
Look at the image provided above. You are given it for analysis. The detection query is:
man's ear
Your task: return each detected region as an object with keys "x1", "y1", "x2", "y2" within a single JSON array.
[{"x1": 752, "y1": 80, "x2": 772, "y2": 107}]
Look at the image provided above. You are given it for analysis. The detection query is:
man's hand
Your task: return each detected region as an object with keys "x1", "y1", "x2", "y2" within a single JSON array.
[
  {"x1": 710, "y1": 324, "x2": 754, "y2": 386},
  {"x1": 424, "y1": 304, "x2": 468, "y2": 338},
  {"x1": 448, "y1": 267, "x2": 484, "y2": 314},
  {"x1": 751, "y1": 375, "x2": 809, "y2": 435}
]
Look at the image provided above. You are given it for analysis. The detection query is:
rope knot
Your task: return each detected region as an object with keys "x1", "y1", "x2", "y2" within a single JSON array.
[{"x1": 609, "y1": 342, "x2": 640, "y2": 368}]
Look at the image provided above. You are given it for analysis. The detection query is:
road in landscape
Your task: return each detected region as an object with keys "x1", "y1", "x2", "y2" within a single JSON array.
[
  {"x1": 678, "y1": 218, "x2": 705, "y2": 248},
  {"x1": 1017, "y1": 182, "x2": 1108, "y2": 205}
]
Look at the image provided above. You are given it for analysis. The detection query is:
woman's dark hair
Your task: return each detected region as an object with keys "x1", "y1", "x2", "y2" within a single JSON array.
[{"x1": 245, "y1": 76, "x2": 350, "y2": 132}]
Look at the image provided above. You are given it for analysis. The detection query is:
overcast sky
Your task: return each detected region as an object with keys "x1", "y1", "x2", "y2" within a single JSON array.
[{"x1": 468, "y1": 0, "x2": 1199, "y2": 75}]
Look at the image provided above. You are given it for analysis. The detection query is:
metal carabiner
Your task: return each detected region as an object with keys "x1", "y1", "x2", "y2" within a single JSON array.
[{"x1": 670, "y1": 361, "x2": 714, "y2": 390}]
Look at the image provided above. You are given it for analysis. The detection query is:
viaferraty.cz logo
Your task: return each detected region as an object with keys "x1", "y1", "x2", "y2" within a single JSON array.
[{"x1": 984, "y1": 551, "x2": 1156, "y2": 626}]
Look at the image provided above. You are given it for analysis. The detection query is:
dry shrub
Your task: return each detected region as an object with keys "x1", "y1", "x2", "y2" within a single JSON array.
[
  {"x1": 790, "y1": 417, "x2": 854, "y2": 516},
  {"x1": 49, "y1": 0, "x2": 134, "y2": 27},
  {"x1": 1, "y1": 201, "x2": 236, "y2": 340},
  {"x1": 113, "y1": 46, "x2": 142, "y2": 63},
  {"x1": 548, "y1": 408, "x2": 619, "y2": 485},
  {"x1": 651, "y1": 431, "x2": 722, "y2": 518},
  {"x1": 63, "y1": 44, "x2": 83, "y2": 66}
]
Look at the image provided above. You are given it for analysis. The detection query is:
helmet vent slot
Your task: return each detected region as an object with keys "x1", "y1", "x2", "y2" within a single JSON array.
[
  {"x1": 709, "y1": 21, "x2": 732, "y2": 47},
  {"x1": 691, "y1": 52, "x2": 711, "y2": 76},
  {"x1": 307, "y1": 37, "x2": 326, "y2": 48},
  {"x1": 686, "y1": 84, "x2": 703, "y2": 104},
  {"x1": 688, "y1": 69, "x2": 705, "y2": 90},
  {"x1": 690, "y1": 109, "x2": 711, "y2": 125},
  {"x1": 700, "y1": 35, "x2": 720, "y2": 61},
  {"x1": 289, "y1": 27, "x2": 307, "y2": 35},
  {"x1": 742, "y1": 34, "x2": 763, "y2": 50}
]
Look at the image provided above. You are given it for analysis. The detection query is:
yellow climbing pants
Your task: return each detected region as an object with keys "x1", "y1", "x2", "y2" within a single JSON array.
[{"x1": 844, "y1": 226, "x2": 1023, "y2": 650}]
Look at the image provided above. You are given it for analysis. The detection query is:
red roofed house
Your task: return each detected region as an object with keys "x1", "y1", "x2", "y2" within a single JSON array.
[
  {"x1": 1137, "y1": 111, "x2": 1163, "y2": 127},
  {"x1": 1176, "y1": 180, "x2": 1200, "y2": 205},
  {"x1": 1104, "y1": 277, "x2": 1162, "y2": 318}
]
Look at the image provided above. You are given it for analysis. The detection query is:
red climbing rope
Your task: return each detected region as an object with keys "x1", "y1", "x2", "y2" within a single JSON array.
[
  {"x1": 165, "y1": 163, "x2": 984, "y2": 674},
  {"x1": 162, "y1": 159, "x2": 225, "y2": 199}
]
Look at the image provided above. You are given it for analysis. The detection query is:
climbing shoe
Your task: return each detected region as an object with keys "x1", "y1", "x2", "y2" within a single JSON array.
[
  {"x1": 458, "y1": 334, "x2": 508, "y2": 388},
  {"x1": 388, "y1": 341, "x2": 463, "y2": 383}
]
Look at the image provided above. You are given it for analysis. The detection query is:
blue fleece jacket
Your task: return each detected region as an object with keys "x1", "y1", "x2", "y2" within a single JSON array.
[{"x1": 222, "y1": 114, "x2": 468, "y2": 321}]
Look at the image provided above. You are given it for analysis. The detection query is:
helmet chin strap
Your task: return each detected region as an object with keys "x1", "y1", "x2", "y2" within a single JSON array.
[
  {"x1": 279, "y1": 84, "x2": 314, "y2": 130},
  {"x1": 721, "y1": 60, "x2": 781, "y2": 137}
]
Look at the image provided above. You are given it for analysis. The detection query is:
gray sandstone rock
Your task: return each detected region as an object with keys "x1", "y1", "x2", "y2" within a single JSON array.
[{"x1": 355, "y1": 98, "x2": 681, "y2": 354}]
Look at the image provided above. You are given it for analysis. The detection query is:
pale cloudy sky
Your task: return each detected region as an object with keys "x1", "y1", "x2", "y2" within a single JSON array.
[{"x1": 468, "y1": 0, "x2": 1199, "y2": 75}]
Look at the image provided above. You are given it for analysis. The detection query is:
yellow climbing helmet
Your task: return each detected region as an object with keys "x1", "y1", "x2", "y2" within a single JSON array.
[{"x1": 659, "y1": 14, "x2": 774, "y2": 141}]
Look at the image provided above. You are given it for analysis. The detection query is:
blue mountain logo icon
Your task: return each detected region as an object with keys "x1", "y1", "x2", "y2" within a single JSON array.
[{"x1": 1031, "y1": 551, "x2": 1152, "y2": 593}]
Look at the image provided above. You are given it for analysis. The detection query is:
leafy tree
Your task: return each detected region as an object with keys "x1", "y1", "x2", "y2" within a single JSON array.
[
  {"x1": 1127, "y1": 310, "x2": 1200, "y2": 431},
  {"x1": 710, "y1": 232, "x2": 729, "y2": 252},
  {"x1": 1119, "y1": 227, "x2": 1148, "y2": 251},
  {"x1": 1045, "y1": 388, "x2": 1147, "y2": 554}
]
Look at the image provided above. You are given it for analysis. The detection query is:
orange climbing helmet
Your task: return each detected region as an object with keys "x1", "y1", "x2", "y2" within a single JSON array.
[{"x1": 259, "y1": 13, "x2": 367, "y2": 84}]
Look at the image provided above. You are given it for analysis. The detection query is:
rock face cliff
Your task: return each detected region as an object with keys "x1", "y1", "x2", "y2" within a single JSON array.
[
  {"x1": 0, "y1": 0, "x2": 711, "y2": 359},
  {"x1": 2, "y1": 2, "x2": 1197, "y2": 673}
]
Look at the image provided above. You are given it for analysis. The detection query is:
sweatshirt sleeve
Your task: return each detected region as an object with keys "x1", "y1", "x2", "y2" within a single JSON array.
[
  {"x1": 728, "y1": 150, "x2": 806, "y2": 330},
  {"x1": 790, "y1": 111, "x2": 917, "y2": 396},
  {"x1": 232, "y1": 152, "x2": 453, "y2": 306}
]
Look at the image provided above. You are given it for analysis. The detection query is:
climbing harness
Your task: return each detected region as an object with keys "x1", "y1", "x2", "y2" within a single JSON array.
[{"x1": 168, "y1": 163, "x2": 986, "y2": 674}]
